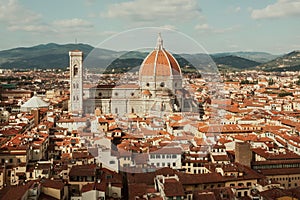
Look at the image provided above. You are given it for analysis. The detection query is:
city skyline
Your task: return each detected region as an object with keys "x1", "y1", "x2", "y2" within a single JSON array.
[
  {"x1": 1, "y1": 0, "x2": 300, "y2": 198},
  {"x1": 0, "y1": 0, "x2": 299, "y2": 54}
]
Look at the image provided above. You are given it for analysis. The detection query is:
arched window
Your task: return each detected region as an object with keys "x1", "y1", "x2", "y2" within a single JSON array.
[{"x1": 73, "y1": 65, "x2": 79, "y2": 76}]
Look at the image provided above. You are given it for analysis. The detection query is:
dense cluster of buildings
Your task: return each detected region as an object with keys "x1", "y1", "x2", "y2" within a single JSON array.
[{"x1": 0, "y1": 36, "x2": 300, "y2": 199}]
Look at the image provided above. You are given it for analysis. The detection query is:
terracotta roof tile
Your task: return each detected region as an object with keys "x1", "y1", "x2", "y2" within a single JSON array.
[
  {"x1": 41, "y1": 179, "x2": 65, "y2": 190},
  {"x1": 69, "y1": 164, "x2": 97, "y2": 177},
  {"x1": 163, "y1": 179, "x2": 185, "y2": 197},
  {"x1": 81, "y1": 182, "x2": 106, "y2": 193}
]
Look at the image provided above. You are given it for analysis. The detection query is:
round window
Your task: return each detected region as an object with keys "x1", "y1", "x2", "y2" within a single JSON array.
[{"x1": 160, "y1": 82, "x2": 165, "y2": 87}]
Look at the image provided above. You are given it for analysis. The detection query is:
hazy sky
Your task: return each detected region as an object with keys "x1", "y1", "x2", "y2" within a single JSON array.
[{"x1": 0, "y1": 0, "x2": 299, "y2": 54}]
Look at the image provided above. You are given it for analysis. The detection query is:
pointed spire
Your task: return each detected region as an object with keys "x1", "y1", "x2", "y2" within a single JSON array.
[{"x1": 156, "y1": 32, "x2": 163, "y2": 50}]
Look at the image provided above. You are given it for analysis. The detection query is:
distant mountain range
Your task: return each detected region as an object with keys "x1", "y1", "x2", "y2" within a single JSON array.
[
  {"x1": 0, "y1": 43, "x2": 93, "y2": 69},
  {"x1": 211, "y1": 55, "x2": 261, "y2": 70},
  {"x1": 256, "y1": 51, "x2": 300, "y2": 72},
  {"x1": 0, "y1": 43, "x2": 299, "y2": 72},
  {"x1": 212, "y1": 51, "x2": 278, "y2": 63}
]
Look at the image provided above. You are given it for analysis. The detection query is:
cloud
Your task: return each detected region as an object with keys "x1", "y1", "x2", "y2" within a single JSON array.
[
  {"x1": 194, "y1": 23, "x2": 210, "y2": 31},
  {"x1": 228, "y1": 44, "x2": 239, "y2": 49},
  {"x1": 51, "y1": 18, "x2": 94, "y2": 34},
  {"x1": 291, "y1": 44, "x2": 300, "y2": 49},
  {"x1": 102, "y1": 0, "x2": 202, "y2": 22},
  {"x1": 85, "y1": 0, "x2": 96, "y2": 6},
  {"x1": 195, "y1": 24, "x2": 239, "y2": 34},
  {"x1": 235, "y1": 6, "x2": 241, "y2": 12},
  {"x1": 98, "y1": 31, "x2": 119, "y2": 37},
  {"x1": 8, "y1": 24, "x2": 51, "y2": 32},
  {"x1": 0, "y1": 1, "x2": 94, "y2": 34},
  {"x1": 6, "y1": 17, "x2": 94, "y2": 34},
  {"x1": 0, "y1": 0, "x2": 41, "y2": 26},
  {"x1": 0, "y1": 0, "x2": 49, "y2": 33},
  {"x1": 53, "y1": 18, "x2": 93, "y2": 29},
  {"x1": 159, "y1": 25, "x2": 177, "y2": 30},
  {"x1": 251, "y1": 0, "x2": 300, "y2": 19}
]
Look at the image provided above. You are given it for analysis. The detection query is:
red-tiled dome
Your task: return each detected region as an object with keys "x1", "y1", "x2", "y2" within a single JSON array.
[{"x1": 139, "y1": 34, "x2": 181, "y2": 77}]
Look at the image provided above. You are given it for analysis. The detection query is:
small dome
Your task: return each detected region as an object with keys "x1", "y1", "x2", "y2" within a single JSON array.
[
  {"x1": 20, "y1": 95, "x2": 49, "y2": 112},
  {"x1": 139, "y1": 33, "x2": 181, "y2": 77}
]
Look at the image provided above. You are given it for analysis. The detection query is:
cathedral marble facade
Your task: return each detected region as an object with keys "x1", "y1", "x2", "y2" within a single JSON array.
[{"x1": 69, "y1": 34, "x2": 198, "y2": 116}]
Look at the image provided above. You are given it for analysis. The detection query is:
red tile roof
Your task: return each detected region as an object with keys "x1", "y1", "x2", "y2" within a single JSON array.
[
  {"x1": 41, "y1": 179, "x2": 65, "y2": 190},
  {"x1": 0, "y1": 181, "x2": 35, "y2": 200},
  {"x1": 212, "y1": 155, "x2": 230, "y2": 162},
  {"x1": 163, "y1": 179, "x2": 185, "y2": 197},
  {"x1": 69, "y1": 164, "x2": 97, "y2": 177},
  {"x1": 252, "y1": 148, "x2": 300, "y2": 160},
  {"x1": 81, "y1": 182, "x2": 106, "y2": 193}
]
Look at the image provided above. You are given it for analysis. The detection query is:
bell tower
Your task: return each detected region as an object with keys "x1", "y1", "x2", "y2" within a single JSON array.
[{"x1": 69, "y1": 50, "x2": 83, "y2": 115}]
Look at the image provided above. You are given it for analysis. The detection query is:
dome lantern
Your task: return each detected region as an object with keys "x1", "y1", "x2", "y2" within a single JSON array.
[{"x1": 156, "y1": 32, "x2": 163, "y2": 50}]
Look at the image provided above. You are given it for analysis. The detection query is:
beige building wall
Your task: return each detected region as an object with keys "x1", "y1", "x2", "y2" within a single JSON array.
[
  {"x1": 119, "y1": 157, "x2": 132, "y2": 168},
  {"x1": 0, "y1": 170, "x2": 4, "y2": 188},
  {"x1": 181, "y1": 163, "x2": 209, "y2": 174},
  {"x1": 0, "y1": 154, "x2": 27, "y2": 165},
  {"x1": 42, "y1": 187, "x2": 61, "y2": 200},
  {"x1": 69, "y1": 181, "x2": 94, "y2": 191},
  {"x1": 267, "y1": 173, "x2": 300, "y2": 189},
  {"x1": 225, "y1": 179, "x2": 257, "y2": 188},
  {"x1": 82, "y1": 190, "x2": 105, "y2": 200}
]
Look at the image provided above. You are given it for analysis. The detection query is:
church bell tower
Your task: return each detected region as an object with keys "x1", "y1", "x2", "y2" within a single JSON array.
[{"x1": 69, "y1": 50, "x2": 83, "y2": 115}]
